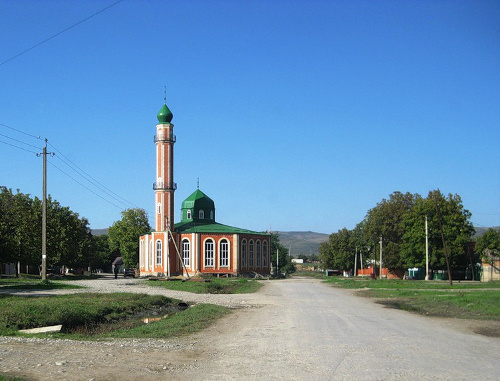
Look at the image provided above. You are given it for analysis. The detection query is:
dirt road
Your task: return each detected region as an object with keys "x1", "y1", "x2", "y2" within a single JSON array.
[{"x1": 1, "y1": 277, "x2": 499, "y2": 380}]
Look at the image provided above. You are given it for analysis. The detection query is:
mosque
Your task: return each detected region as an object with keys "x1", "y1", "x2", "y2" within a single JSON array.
[{"x1": 139, "y1": 101, "x2": 270, "y2": 277}]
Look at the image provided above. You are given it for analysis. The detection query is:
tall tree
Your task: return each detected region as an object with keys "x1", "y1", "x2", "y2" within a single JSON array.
[
  {"x1": 401, "y1": 190, "x2": 474, "y2": 269},
  {"x1": 363, "y1": 191, "x2": 420, "y2": 270},
  {"x1": 319, "y1": 228, "x2": 354, "y2": 271},
  {"x1": 108, "y1": 208, "x2": 151, "y2": 268},
  {"x1": 475, "y1": 228, "x2": 500, "y2": 266}
]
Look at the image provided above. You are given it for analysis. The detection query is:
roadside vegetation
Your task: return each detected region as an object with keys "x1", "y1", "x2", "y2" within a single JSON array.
[
  {"x1": 147, "y1": 277, "x2": 263, "y2": 294},
  {"x1": 324, "y1": 276, "x2": 500, "y2": 320},
  {"x1": 0, "y1": 275, "x2": 84, "y2": 290},
  {"x1": 0, "y1": 293, "x2": 230, "y2": 339}
]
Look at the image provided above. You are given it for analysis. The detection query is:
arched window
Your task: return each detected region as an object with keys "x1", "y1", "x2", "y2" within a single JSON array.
[
  {"x1": 249, "y1": 240, "x2": 254, "y2": 267},
  {"x1": 156, "y1": 240, "x2": 162, "y2": 265},
  {"x1": 187, "y1": 210, "x2": 191, "y2": 219},
  {"x1": 182, "y1": 239, "x2": 190, "y2": 267},
  {"x1": 219, "y1": 239, "x2": 229, "y2": 267},
  {"x1": 262, "y1": 241, "x2": 268, "y2": 267},
  {"x1": 210, "y1": 210, "x2": 214, "y2": 220},
  {"x1": 256, "y1": 240, "x2": 261, "y2": 267},
  {"x1": 241, "y1": 239, "x2": 247, "y2": 268},
  {"x1": 204, "y1": 239, "x2": 214, "y2": 267},
  {"x1": 199, "y1": 210, "x2": 205, "y2": 219},
  {"x1": 157, "y1": 202, "x2": 162, "y2": 214}
]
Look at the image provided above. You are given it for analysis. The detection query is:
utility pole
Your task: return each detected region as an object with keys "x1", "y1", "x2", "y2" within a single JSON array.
[
  {"x1": 354, "y1": 247, "x2": 358, "y2": 277},
  {"x1": 433, "y1": 193, "x2": 453, "y2": 286},
  {"x1": 37, "y1": 139, "x2": 53, "y2": 281},
  {"x1": 425, "y1": 215, "x2": 430, "y2": 280},
  {"x1": 379, "y1": 236, "x2": 383, "y2": 279}
]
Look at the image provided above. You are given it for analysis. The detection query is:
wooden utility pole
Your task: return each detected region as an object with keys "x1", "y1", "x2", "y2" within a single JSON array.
[{"x1": 37, "y1": 139, "x2": 53, "y2": 281}]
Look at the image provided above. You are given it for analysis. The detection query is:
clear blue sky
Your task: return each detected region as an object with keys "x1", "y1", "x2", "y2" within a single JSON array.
[{"x1": 1, "y1": 0, "x2": 499, "y2": 234}]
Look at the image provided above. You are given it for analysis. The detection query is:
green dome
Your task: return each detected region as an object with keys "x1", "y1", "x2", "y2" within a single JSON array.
[
  {"x1": 157, "y1": 103, "x2": 173, "y2": 123},
  {"x1": 181, "y1": 189, "x2": 215, "y2": 223}
]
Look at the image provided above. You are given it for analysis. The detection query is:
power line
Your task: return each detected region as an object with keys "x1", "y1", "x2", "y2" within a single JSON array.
[
  {"x1": 0, "y1": 123, "x2": 41, "y2": 140},
  {"x1": 0, "y1": 132, "x2": 42, "y2": 150},
  {"x1": 0, "y1": 139, "x2": 39, "y2": 154},
  {"x1": 48, "y1": 160, "x2": 123, "y2": 210},
  {"x1": 49, "y1": 142, "x2": 140, "y2": 210},
  {"x1": 0, "y1": 0, "x2": 125, "y2": 67}
]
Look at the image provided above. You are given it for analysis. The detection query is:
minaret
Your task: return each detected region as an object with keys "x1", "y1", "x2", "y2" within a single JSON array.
[{"x1": 153, "y1": 101, "x2": 176, "y2": 232}]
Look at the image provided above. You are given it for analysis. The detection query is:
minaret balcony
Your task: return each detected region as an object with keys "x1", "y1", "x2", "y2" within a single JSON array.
[
  {"x1": 153, "y1": 182, "x2": 177, "y2": 191},
  {"x1": 154, "y1": 133, "x2": 176, "y2": 143}
]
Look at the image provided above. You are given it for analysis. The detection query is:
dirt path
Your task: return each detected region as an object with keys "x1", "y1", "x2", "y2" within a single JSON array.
[{"x1": 1, "y1": 277, "x2": 499, "y2": 380}]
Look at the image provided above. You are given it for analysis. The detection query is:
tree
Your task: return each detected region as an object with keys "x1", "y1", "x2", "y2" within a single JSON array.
[
  {"x1": 269, "y1": 232, "x2": 295, "y2": 275},
  {"x1": 363, "y1": 191, "x2": 419, "y2": 270},
  {"x1": 401, "y1": 190, "x2": 474, "y2": 270},
  {"x1": 91, "y1": 234, "x2": 111, "y2": 271},
  {"x1": 319, "y1": 228, "x2": 354, "y2": 271},
  {"x1": 108, "y1": 208, "x2": 151, "y2": 268},
  {"x1": 475, "y1": 228, "x2": 500, "y2": 266}
]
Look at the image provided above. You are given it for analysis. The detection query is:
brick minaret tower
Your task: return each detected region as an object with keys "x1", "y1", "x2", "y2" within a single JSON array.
[{"x1": 154, "y1": 101, "x2": 176, "y2": 232}]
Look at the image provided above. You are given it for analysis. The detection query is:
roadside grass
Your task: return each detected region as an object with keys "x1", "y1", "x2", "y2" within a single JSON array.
[
  {"x1": 147, "y1": 277, "x2": 263, "y2": 294},
  {"x1": 0, "y1": 293, "x2": 229, "y2": 339},
  {"x1": 0, "y1": 375, "x2": 24, "y2": 381},
  {"x1": 0, "y1": 277, "x2": 83, "y2": 290},
  {"x1": 325, "y1": 277, "x2": 500, "y2": 320}
]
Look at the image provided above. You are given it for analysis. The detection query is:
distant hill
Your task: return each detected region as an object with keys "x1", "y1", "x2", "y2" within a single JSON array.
[
  {"x1": 91, "y1": 229, "x2": 109, "y2": 236},
  {"x1": 275, "y1": 231, "x2": 329, "y2": 257},
  {"x1": 474, "y1": 226, "x2": 500, "y2": 238}
]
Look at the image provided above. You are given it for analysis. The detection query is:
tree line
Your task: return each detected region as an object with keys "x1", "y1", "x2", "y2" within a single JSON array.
[
  {"x1": 319, "y1": 189, "x2": 499, "y2": 278},
  {"x1": 0, "y1": 186, "x2": 153, "y2": 274}
]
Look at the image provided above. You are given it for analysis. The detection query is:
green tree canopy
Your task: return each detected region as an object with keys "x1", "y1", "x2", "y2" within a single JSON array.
[
  {"x1": 363, "y1": 191, "x2": 419, "y2": 269},
  {"x1": 319, "y1": 228, "x2": 354, "y2": 271},
  {"x1": 401, "y1": 190, "x2": 474, "y2": 269},
  {"x1": 108, "y1": 208, "x2": 151, "y2": 268},
  {"x1": 475, "y1": 228, "x2": 500, "y2": 265}
]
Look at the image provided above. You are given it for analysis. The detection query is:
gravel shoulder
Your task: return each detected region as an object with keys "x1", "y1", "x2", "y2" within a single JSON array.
[{"x1": 1, "y1": 277, "x2": 499, "y2": 381}]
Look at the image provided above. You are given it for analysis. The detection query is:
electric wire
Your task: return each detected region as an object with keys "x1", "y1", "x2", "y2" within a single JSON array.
[
  {"x1": 1, "y1": 122, "x2": 148, "y2": 215},
  {"x1": 0, "y1": 0, "x2": 125, "y2": 67},
  {"x1": 48, "y1": 160, "x2": 123, "y2": 210},
  {"x1": 0, "y1": 123, "x2": 42, "y2": 141},
  {"x1": 0, "y1": 139, "x2": 39, "y2": 154},
  {"x1": 49, "y1": 142, "x2": 140, "y2": 210},
  {"x1": 0, "y1": 132, "x2": 42, "y2": 150}
]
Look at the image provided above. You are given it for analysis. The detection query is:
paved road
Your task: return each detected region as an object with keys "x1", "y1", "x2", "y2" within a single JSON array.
[{"x1": 1, "y1": 277, "x2": 499, "y2": 380}]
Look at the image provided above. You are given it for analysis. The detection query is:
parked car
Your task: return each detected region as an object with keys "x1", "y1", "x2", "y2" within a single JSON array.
[{"x1": 124, "y1": 268, "x2": 135, "y2": 278}]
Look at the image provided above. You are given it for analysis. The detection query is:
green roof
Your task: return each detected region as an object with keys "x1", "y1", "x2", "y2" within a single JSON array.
[
  {"x1": 157, "y1": 103, "x2": 173, "y2": 124},
  {"x1": 180, "y1": 189, "x2": 216, "y2": 223},
  {"x1": 174, "y1": 220, "x2": 269, "y2": 235}
]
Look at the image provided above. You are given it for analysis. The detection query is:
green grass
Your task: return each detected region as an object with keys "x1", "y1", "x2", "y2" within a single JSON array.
[
  {"x1": 0, "y1": 292, "x2": 230, "y2": 340},
  {"x1": 103, "y1": 303, "x2": 229, "y2": 339},
  {"x1": 325, "y1": 277, "x2": 500, "y2": 320},
  {"x1": 0, "y1": 278, "x2": 84, "y2": 290},
  {"x1": 147, "y1": 277, "x2": 263, "y2": 294}
]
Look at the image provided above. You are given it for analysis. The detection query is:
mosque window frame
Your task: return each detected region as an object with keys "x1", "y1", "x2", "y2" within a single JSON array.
[
  {"x1": 256, "y1": 240, "x2": 261, "y2": 267},
  {"x1": 219, "y1": 239, "x2": 229, "y2": 267},
  {"x1": 262, "y1": 240, "x2": 268, "y2": 267},
  {"x1": 241, "y1": 239, "x2": 247, "y2": 268},
  {"x1": 157, "y1": 202, "x2": 162, "y2": 214},
  {"x1": 249, "y1": 240, "x2": 254, "y2": 268},
  {"x1": 199, "y1": 210, "x2": 205, "y2": 219},
  {"x1": 210, "y1": 210, "x2": 214, "y2": 220},
  {"x1": 187, "y1": 210, "x2": 191, "y2": 220},
  {"x1": 155, "y1": 240, "x2": 162, "y2": 266},
  {"x1": 182, "y1": 239, "x2": 190, "y2": 267},
  {"x1": 204, "y1": 239, "x2": 214, "y2": 267}
]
